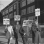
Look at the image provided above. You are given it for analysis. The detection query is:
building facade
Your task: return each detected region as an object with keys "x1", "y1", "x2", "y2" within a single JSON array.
[
  {"x1": 1, "y1": 0, "x2": 35, "y2": 37},
  {"x1": 20, "y1": 0, "x2": 35, "y2": 23},
  {"x1": 1, "y1": 1, "x2": 17, "y2": 25},
  {"x1": 1, "y1": 0, "x2": 35, "y2": 24}
]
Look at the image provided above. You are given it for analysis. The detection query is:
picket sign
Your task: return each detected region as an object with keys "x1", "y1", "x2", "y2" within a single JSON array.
[
  {"x1": 22, "y1": 20, "x2": 33, "y2": 27},
  {"x1": 35, "y1": 8, "x2": 40, "y2": 16},
  {"x1": 3, "y1": 18, "x2": 10, "y2": 25},
  {"x1": 14, "y1": 15, "x2": 20, "y2": 21}
]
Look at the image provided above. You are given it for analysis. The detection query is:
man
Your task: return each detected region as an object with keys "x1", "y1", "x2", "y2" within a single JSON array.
[
  {"x1": 31, "y1": 22, "x2": 36, "y2": 43},
  {"x1": 31, "y1": 17, "x2": 42, "y2": 44},
  {"x1": 31, "y1": 17, "x2": 37, "y2": 43},
  {"x1": 13, "y1": 22, "x2": 20, "y2": 44},
  {"x1": 13, "y1": 24, "x2": 18, "y2": 44},
  {"x1": 19, "y1": 25, "x2": 27, "y2": 44}
]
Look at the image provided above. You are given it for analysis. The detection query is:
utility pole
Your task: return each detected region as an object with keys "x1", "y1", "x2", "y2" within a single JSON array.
[{"x1": 35, "y1": 0, "x2": 40, "y2": 25}]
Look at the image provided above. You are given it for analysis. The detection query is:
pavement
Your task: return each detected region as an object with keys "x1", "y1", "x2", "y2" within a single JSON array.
[
  {"x1": 0, "y1": 26, "x2": 44, "y2": 44},
  {"x1": 0, "y1": 26, "x2": 23, "y2": 44},
  {"x1": 0, "y1": 36, "x2": 23, "y2": 44}
]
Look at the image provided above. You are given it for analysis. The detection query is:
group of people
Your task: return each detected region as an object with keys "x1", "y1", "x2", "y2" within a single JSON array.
[
  {"x1": 4, "y1": 18, "x2": 42, "y2": 44},
  {"x1": 31, "y1": 19, "x2": 41, "y2": 44}
]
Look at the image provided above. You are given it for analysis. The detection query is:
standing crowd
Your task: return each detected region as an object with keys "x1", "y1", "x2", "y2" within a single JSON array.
[{"x1": 4, "y1": 18, "x2": 42, "y2": 44}]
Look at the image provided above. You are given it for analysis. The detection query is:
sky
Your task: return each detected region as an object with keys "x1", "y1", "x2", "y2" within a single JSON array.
[{"x1": 0, "y1": 0, "x2": 13, "y2": 11}]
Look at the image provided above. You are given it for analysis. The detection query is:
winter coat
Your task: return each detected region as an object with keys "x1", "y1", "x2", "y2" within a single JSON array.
[
  {"x1": 6, "y1": 30, "x2": 11, "y2": 39},
  {"x1": 6, "y1": 26, "x2": 13, "y2": 39},
  {"x1": 13, "y1": 26, "x2": 18, "y2": 38},
  {"x1": 34, "y1": 31, "x2": 42, "y2": 44}
]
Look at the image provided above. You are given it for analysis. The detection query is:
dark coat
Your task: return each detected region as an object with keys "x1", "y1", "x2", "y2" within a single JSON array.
[
  {"x1": 5, "y1": 26, "x2": 11, "y2": 39},
  {"x1": 34, "y1": 31, "x2": 42, "y2": 43},
  {"x1": 31, "y1": 22, "x2": 37, "y2": 43},
  {"x1": 13, "y1": 26, "x2": 18, "y2": 38},
  {"x1": 19, "y1": 27, "x2": 24, "y2": 37},
  {"x1": 6, "y1": 30, "x2": 11, "y2": 39},
  {"x1": 31, "y1": 22, "x2": 41, "y2": 43}
]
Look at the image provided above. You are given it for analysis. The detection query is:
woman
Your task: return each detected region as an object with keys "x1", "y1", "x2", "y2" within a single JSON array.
[
  {"x1": 5, "y1": 24, "x2": 13, "y2": 44},
  {"x1": 31, "y1": 20, "x2": 41, "y2": 44},
  {"x1": 34, "y1": 24, "x2": 42, "y2": 44},
  {"x1": 19, "y1": 25, "x2": 27, "y2": 44}
]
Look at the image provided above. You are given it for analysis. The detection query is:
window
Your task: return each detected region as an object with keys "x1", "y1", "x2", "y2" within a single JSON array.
[
  {"x1": 28, "y1": 16, "x2": 34, "y2": 20},
  {"x1": 27, "y1": 0, "x2": 31, "y2": 4},
  {"x1": 21, "y1": 0, "x2": 26, "y2": 7},
  {"x1": 3, "y1": 17, "x2": 5, "y2": 19},
  {"x1": 14, "y1": 4, "x2": 16, "y2": 9},
  {"x1": 5, "y1": 9, "x2": 8, "y2": 14},
  {"x1": 6, "y1": 15, "x2": 8, "y2": 18},
  {"x1": 30, "y1": 5, "x2": 35, "y2": 13},
  {"x1": 9, "y1": 13, "x2": 13, "y2": 19},
  {"x1": 27, "y1": 0, "x2": 35, "y2": 4},
  {"x1": 14, "y1": 12, "x2": 16, "y2": 15},
  {"x1": 32, "y1": 5, "x2": 35, "y2": 12},
  {"x1": 31, "y1": 0, "x2": 35, "y2": 3},
  {"x1": 3, "y1": 12, "x2": 5, "y2": 15},
  {"x1": 9, "y1": 6, "x2": 13, "y2": 12},
  {"x1": 27, "y1": 7, "x2": 31, "y2": 14},
  {"x1": 4, "y1": 15, "x2": 8, "y2": 18},
  {"x1": 29, "y1": 6, "x2": 33, "y2": 13},
  {"x1": 27, "y1": 5, "x2": 35, "y2": 14},
  {"x1": 21, "y1": 9, "x2": 26, "y2": 15}
]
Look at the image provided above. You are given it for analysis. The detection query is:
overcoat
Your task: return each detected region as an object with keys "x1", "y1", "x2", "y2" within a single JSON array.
[
  {"x1": 34, "y1": 31, "x2": 42, "y2": 44},
  {"x1": 6, "y1": 30, "x2": 11, "y2": 39}
]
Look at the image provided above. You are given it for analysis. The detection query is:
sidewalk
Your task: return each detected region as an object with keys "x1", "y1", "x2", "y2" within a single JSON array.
[
  {"x1": 18, "y1": 37, "x2": 32, "y2": 43},
  {"x1": 18, "y1": 37, "x2": 44, "y2": 43},
  {"x1": 10, "y1": 38, "x2": 23, "y2": 44},
  {"x1": 0, "y1": 35, "x2": 23, "y2": 44}
]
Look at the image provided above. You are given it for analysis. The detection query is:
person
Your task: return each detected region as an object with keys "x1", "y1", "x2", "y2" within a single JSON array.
[
  {"x1": 5, "y1": 24, "x2": 13, "y2": 44},
  {"x1": 31, "y1": 18, "x2": 41, "y2": 44},
  {"x1": 19, "y1": 25, "x2": 27, "y2": 44},
  {"x1": 34, "y1": 20, "x2": 42, "y2": 44},
  {"x1": 31, "y1": 21, "x2": 36, "y2": 43},
  {"x1": 31, "y1": 17, "x2": 37, "y2": 43},
  {"x1": 13, "y1": 24, "x2": 18, "y2": 44},
  {"x1": 13, "y1": 22, "x2": 20, "y2": 44}
]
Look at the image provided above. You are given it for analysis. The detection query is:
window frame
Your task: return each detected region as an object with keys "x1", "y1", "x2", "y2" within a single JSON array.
[{"x1": 21, "y1": 8, "x2": 26, "y2": 15}]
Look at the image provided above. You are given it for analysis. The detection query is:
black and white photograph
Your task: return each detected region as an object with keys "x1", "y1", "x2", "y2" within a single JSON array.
[{"x1": 0, "y1": 0, "x2": 44, "y2": 44}]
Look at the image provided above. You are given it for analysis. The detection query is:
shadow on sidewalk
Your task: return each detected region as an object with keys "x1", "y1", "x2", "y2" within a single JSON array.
[
  {"x1": 0, "y1": 32, "x2": 6, "y2": 36},
  {"x1": 0, "y1": 41, "x2": 7, "y2": 44}
]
